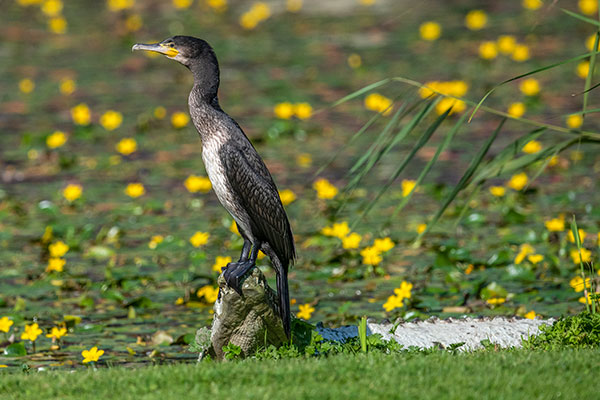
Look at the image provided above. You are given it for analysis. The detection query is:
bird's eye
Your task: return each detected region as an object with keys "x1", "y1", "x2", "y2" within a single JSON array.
[{"x1": 169, "y1": 43, "x2": 175, "y2": 48}]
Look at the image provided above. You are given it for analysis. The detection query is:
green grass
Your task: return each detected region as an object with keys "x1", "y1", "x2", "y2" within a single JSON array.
[{"x1": 1, "y1": 350, "x2": 597, "y2": 400}]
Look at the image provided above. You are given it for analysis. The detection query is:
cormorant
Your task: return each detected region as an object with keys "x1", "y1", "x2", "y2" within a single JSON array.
[{"x1": 132, "y1": 36, "x2": 296, "y2": 337}]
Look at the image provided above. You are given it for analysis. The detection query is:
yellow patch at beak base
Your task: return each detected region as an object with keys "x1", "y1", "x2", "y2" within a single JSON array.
[{"x1": 160, "y1": 44, "x2": 179, "y2": 57}]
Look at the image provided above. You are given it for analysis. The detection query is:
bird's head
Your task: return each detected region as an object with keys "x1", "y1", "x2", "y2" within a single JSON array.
[{"x1": 132, "y1": 36, "x2": 217, "y2": 70}]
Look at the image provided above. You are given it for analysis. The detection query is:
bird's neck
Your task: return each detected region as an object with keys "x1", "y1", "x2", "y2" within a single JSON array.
[
  {"x1": 188, "y1": 84, "x2": 226, "y2": 143},
  {"x1": 188, "y1": 61, "x2": 220, "y2": 104}
]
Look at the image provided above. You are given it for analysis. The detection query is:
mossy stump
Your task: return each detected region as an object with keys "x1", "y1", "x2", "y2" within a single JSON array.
[{"x1": 204, "y1": 267, "x2": 287, "y2": 360}]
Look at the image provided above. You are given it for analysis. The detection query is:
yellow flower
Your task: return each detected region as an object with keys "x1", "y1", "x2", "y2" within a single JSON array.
[
  {"x1": 46, "y1": 326, "x2": 67, "y2": 340},
  {"x1": 189, "y1": 231, "x2": 210, "y2": 247},
  {"x1": 374, "y1": 237, "x2": 394, "y2": 253},
  {"x1": 151, "y1": 107, "x2": 166, "y2": 120},
  {"x1": 489, "y1": 186, "x2": 506, "y2": 197},
  {"x1": 576, "y1": 61, "x2": 590, "y2": 79},
  {"x1": 125, "y1": 183, "x2": 145, "y2": 198},
  {"x1": 419, "y1": 21, "x2": 441, "y2": 41},
  {"x1": 570, "y1": 248, "x2": 592, "y2": 264},
  {"x1": 207, "y1": 0, "x2": 227, "y2": 12},
  {"x1": 435, "y1": 97, "x2": 467, "y2": 116},
  {"x1": 171, "y1": 112, "x2": 190, "y2": 128},
  {"x1": 364, "y1": 93, "x2": 393, "y2": 115},
  {"x1": 519, "y1": 78, "x2": 540, "y2": 96},
  {"x1": 515, "y1": 243, "x2": 535, "y2": 264},
  {"x1": 522, "y1": 140, "x2": 542, "y2": 154},
  {"x1": 512, "y1": 44, "x2": 530, "y2": 62},
  {"x1": 570, "y1": 276, "x2": 591, "y2": 292},
  {"x1": 19, "y1": 78, "x2": 35, "y2": 94},
  {"x1": 567, "y1": 229, "x2": 586, "y2": 244},
  {"x1": 507, "y1": 102, "x2": 526, "y2": 118},
  {"x1": 59, "y1": 78, "x2": 76, "y2": 95},
  {"x1": 109, "y1": 155, "x2": 122, "y2": 166},
  {"x1": 360, "y1": 246, "x2": 382, "y2": 266},
  {"x1": 321, "y1": 221, "x2": 351, "y2": 239},
  {"x1": 148, "y1": 235, "x2": 164, "y2": 249},
  {"x1": 524, "y1": 310, "x2": 536, "y2": 320},
  {"x1": 313, "y1": 178, "x2": 338, "y2": 199},
  {"x1": 62, "y1": 184, "x2": 82, "y2": 202},
  {"x1": 401, "y1": 179, "x2": 416, "y2": 197},
  {"x1": 212, "y1": 256, "x2": 232, "y2": 272},
  {"x1": 566, "y1": 114, "x2": 583, "y2": 129},
  {"x1": 547, "y1": 155, "x2": 559, "y2": 167},
  {"x1": 21, "y1": 323, "x2": 43, "y2": 341},
  {"x1": 240, "y1": 12, "x2": 259, "y2": 30},
  {"x1": 507, "y1": 172, "x2": 528, "y2": 191},
  {"x1": 527, "y1": 254, "x2": 544, "y2": 264},
  {"x1": 251, "y1": 2, "x2": 270, "y2": 19},
  {"x1": 296, "y1": 153, "x2": 312, "y2": 168},
  {"x1": 0, "y1": 317, "x2": 14, "y2": 333},
  {"x1": 279, "y1": 189, "x2": 296, "y2": 206},
  {"x1": 497, "y1": 35, "x2": 517, "y2": 54},
  {"x1": 419, "y1": 80, "x2": 468, "y2": 99},
  {"x1": 71, "y1": 103, "x2": 91, "y2": 126},
  {"x1": 586, "y1": 34, "x2": 599, "y2": 51},
  {"x1": 416, "y1": 223, "x2": 427, "y2": 234},
  {"x1": 49, "y1": 241, "x2": 69, "y2": 257},
  {"x1": 274, "y1": 102, "x2": 294, "y2": 119},
  {"x1": 523, "y1": 0, "x2": 542, "y2": 10},
  {"x1": 342, "y1": 232, "x2": 362, "y2": 249},
  {"x1": 230, "y1": 220, "x2": 239, "y2": 235},
  {"x1": 41, "y1": 0, "x2": 63, "y2": 16},
  {"x1": 125, "y1": 14, "x2": 142, "y2": 31},
  {"x1": 107, "y1": 0, "x2": 134, "y2": 11},
  {"x1": 197, "y1": 285, "x2": 219, "y2": 302},
  {"x1": 172, "y1": 0, "x2": 192, "y2": 8},
  {"x1": 48, "y1": 17, "x2": 67, "y2": 34},
  {"x1": 486, "y1": 297, "x2": 506, "y2": 305},
  {"x1": 286, "y1": 0, "x2": 301, "y2": 11},
  {"x1": 184, "y1": 175, "x2": 212, "y2": 193},
  {"x1": 297, "y1": 303, "x2": 315, "y2": 320},
  {"x1": 294, "y1": 103, "x2": 312, "y2": 119},
  {"x1": 239, "y1": 2, "x2": 271, "y2": 29},
  {"x1": 394, "y1": 281, "x2": 413, "y2": 299},
  {"x1": 544, "y1": 218, "x2": 565, "y2": 232},
  {"x1": 116, "y1": 138, "x2": 137, "y2": 156},
  {"x1": 82, "y1": 346, "x2": 104, "y2": 363},
  {"x1": 46, "y1": 131, "x2": 67, "y2": 149},
  {"x1": 175, "y1": 297, "x2": 184, "y2": 305},
  {"x1": 100, "y1": 110, "x2": 123, "y2": 131},
  {"x1": 579, "y1": 0, "x2": 598, "y2": 15},
  {"x1": 347, "y1": 53, "x2": 362, "y2": 69},
  {"x1": 465, "y1": 10, "x2": 487, "y2": 31},
  {"x1": 479, "y1": 41, "x2": 498, "y2": 60},
  {"x1": 465, "y1": 264, "x2": 474, "y2": 274},
  {"x1": 579, "y1": 292, "x2": 597, "y2": 304},
  {"x1": 383, "y1": 295, "x2": 404, "y2": 312}
]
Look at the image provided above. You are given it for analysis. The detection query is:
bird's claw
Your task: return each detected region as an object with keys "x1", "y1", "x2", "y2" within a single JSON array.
[{"x1": 222, "y1": 261, "x2": 255, "y2": 295}]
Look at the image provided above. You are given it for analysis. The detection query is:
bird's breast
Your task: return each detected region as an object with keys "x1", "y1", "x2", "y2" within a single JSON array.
[{"x1": 202, "y1": 138, "x2": 252, "y2": 236}]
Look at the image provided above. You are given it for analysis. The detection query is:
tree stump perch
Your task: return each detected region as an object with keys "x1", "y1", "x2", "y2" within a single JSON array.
[{"x1": 204, "y1": 267, "x2": 288, "y2": 360}]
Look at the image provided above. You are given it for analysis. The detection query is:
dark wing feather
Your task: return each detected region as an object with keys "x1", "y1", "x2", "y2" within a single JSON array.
[{"x1": 220, "y1": 141, "x2": 295, "y2": 265}]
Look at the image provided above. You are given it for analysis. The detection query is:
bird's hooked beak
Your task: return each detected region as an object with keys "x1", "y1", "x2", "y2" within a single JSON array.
[{"x1": 132, "y1": 42, "x2": 179, "y2": 58}]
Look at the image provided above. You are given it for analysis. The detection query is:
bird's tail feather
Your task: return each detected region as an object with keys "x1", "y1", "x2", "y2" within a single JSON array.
[{"x1": 276, "y1": 268, "x2": 291, "y2": 339}]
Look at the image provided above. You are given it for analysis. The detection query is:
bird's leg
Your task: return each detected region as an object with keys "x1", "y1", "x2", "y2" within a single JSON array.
[
  {"x1": 238, "y1": 240, "x2": 252, "y2": 263},
  {"x1": 222, "y1": 239, "x2": 251, "y2": 277},
  {"x1": 223, "y1": 242, "x2": 261, "y2": 295}
]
